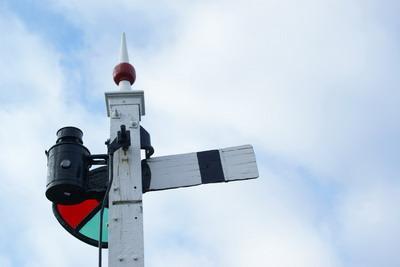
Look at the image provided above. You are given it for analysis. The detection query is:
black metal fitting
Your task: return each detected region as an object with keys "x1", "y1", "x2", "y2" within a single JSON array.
[
  {"x1": 140, "y1": 126, "x2": 154, "y2": 159},
  {"x1": 46, "y1": 127, "x2": 92, "y2": 204},
  {"x1": 107, "y1": 125, "x2": 131, "y2": 154}
]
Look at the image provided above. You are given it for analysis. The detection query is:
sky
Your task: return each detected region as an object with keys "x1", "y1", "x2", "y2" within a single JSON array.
[{"x1": 0, "y1": 0, "x2": 399, "y2": 266}]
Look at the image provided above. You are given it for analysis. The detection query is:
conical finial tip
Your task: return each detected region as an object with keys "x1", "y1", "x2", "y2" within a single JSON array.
[{"x1": 119, "y1": 32, "x2": 129, "y2": 63}]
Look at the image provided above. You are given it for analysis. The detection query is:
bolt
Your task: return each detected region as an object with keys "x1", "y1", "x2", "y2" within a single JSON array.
[
  {"x1": 131, "y1": 121, "x2": 138, "y2": 128},
  {"x1": 60, "y1": 159, "x2": 71, "y2": 169},
  {"x1": 113, "y1": 217, "x2": 118, "y2": 222},
  {"x1": 113, "y1": 187, "x2": 119, "y2": 191},
  {"x1": 118, "y1": 257, "x2": 124, "y2": 262},
  {"x1": 112, "y1": 109, "x2": 120, "y2": 119}
]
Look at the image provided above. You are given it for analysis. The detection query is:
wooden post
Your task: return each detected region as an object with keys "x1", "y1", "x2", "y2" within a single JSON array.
[
  {"x1": 105, "y1": 91, "x2": 145, "y2": 267},
  {"x1": 105, "y1": 33, "x2": 146, "y2": 267}
]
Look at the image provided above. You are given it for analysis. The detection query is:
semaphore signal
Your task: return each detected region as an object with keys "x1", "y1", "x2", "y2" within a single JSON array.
[{"x1": 45, "y1": 33, "x2": 259, "y2": 267}]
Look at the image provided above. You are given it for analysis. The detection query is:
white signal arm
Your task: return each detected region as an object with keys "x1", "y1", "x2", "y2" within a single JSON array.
[{"x1": 143, "y1": 145, "x2": 258, "y2": 192}]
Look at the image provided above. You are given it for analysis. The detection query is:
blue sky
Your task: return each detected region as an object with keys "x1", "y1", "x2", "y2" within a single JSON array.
[{"x1": 0, "y1": 0, "x2": 399, "y2": 266}]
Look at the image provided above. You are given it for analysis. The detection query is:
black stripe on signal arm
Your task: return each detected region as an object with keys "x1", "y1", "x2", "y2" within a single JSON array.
[{"x1": 197, "y1": 150, "x2": 225, "y2": 184}]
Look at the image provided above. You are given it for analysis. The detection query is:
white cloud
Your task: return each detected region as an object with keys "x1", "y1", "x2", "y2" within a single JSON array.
[
  {"x1": 144, "y1": 165, "x2": 342, "y2": 267},
  {"x1": 0, "y1": 0, "x2": 399, "y2": 266},
  {"x1": 0, "y1": 8, "x2": 106, "y2": 267},
  {"x1": 336, "y1": 178, "x2": 400, "y2": 267},
  {"x1": 138, "y1": 0, "x2": 400, "y2": 182}
]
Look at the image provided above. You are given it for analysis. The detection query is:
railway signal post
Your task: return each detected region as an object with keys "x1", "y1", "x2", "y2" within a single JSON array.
[{"x1": 45, "y1": 33, "x2": 259, "y2": 267}]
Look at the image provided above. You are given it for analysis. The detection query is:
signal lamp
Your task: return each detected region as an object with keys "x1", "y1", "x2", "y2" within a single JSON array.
[
  {"x1": 46, "y1": 127, "x2": 91, "y2": 204},
  {"x1": 46, "y1": 125, "x2": 153, "y2": 206}
]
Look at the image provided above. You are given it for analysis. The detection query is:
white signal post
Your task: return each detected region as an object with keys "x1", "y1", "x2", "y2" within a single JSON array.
[
  {"x1": 105, "y1": 33, "x2": 145, "y2": 266},
  {"x1": 104, "y1": 34, "x2": 259, "y2": 267}
]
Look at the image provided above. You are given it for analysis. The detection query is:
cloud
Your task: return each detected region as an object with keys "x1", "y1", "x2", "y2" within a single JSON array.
[
  {"x1": 0, "y1": 0, "x2": 399, "y2": 266},
  {"x1": 144, "y1": 163, "x2": 343, "y2": 267},
  {"x1": 335, "y1": 178, "x2": 400, "y2": 267},
  {"x1": 0, "y1": 7, "x2": 107, "y2": 267}
]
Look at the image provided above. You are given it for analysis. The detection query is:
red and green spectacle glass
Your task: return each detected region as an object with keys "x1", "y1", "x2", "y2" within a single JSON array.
[{"x1": 53, "y1": 199, "x2": 108, "y2": 248}]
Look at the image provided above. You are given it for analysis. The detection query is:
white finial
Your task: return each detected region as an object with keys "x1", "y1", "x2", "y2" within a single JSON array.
[{"x1": 119, "y1": 32, "x2": 129, "y2": 63}]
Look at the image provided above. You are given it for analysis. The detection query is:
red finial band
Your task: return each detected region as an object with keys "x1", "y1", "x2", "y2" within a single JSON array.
[{"x1": 113, "y1": 63, "x2": 136, "y2": 85}]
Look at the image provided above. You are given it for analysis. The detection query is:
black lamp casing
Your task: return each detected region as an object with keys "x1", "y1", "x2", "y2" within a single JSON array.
[{"x1": 46, "y1": 127, "x2": 90, "y2": 205}]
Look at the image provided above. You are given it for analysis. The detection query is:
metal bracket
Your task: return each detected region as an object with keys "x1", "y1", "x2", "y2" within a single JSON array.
[
  {"x1": 140, "y1": 126, "x2": 154, "y2": 159},
  {"x1": 82, "y1": 125, "x2": 155, "y2": 199},
  {"x1": 107, "y1": 125, "x2": 131, "y2": 154}
]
